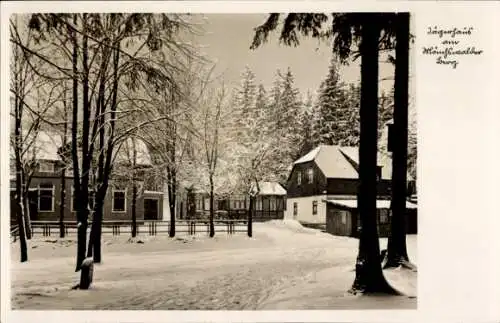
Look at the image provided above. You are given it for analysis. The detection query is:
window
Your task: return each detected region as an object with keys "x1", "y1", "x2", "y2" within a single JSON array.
[
  {"x1": 269, "y1": 197, "x2": 277, "y2": 211},
  {"x1": 340, "y1": 211, "x2": 347, "y2": 224},
  {"x1": 379, "y1": 209, "x2": 389, "y2": 224},
  {"x1": 312, "y1": 200, "x2": 318, "y2": 215},
  {"x1": 307, "y1": 168, "x2": 314, "y2": 184},
  {"x1": 72, "y1": 189, "x2": 95, "y2": 212},
  {"x1": 297, "y1": 171, "x2": 302, "y2": 185},
  {"x1": 112, "y1": 189, "x2": 126, "y2": 212},
  {"x1": 38, "y1": 183, "x2": 54, "y2": 212},
  {"x1": 39, "y1": 161, "x2": 55, "y2": 173},
  {"x1": 293, "y1": 202, "x2": 298, "y2": 216},
  {"x1": 277, "y1": 198, "x2": 284, "y2": 211},
  {"x1": 256, "y1": 198, "x2": 263, "y2": 211}
]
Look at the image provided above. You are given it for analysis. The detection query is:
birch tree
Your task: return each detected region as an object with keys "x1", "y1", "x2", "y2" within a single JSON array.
[
  {"x1": 23, "y1": 13, "x2": 203, "y2": 272},
  {"x1": 198, "y1": 85, "x2": 229, "y2": 237}
]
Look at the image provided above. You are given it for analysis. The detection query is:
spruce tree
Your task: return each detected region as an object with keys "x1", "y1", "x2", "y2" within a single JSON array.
[{"x1": 314, "y1": 58, "x2": 352, "y2": 145}]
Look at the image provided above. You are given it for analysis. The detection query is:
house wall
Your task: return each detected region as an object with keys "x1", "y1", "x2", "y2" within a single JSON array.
[
  {"x1": 286, "y1": 162, "x2": 327, "y2": 198},
  {"x1": 287, "y1": 161, "x2": 393, "y2": 199},
  {"x1": 326, "y1": 178, "x2": 392, "y2": 197},
  {"x1": 177, "y1": 191, "x2": 285, "y2": 221},
  {"x1": 326, "y1": 207, "x2": 355, "y2": 237},
  {"x1": 11, "y1": 175, "x2": 163, "y2": 223},
  {"x1": 325, "y1": 204, "x2": 417, "y2": 238},
  {"x1": 285, "y1": 195, "x2": 327, "y2": 224}
]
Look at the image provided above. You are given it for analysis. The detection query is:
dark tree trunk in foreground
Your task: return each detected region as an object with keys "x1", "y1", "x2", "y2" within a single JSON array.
[
  {"x1": 350, "y1": 16, "x2": 398, "y2": 295},
  {"x1": 168, "y1": 86, "x2": 177, "y2": 237},
  {"x1": 14, "y1": 177, "x2": 28, "y2": 262},
  {"x1": 247, "y1": 196, "x2": 254, "y2": 237},
  {"x1": 385, "y1": 13, "x2": 413, "y2": 269},
  {"x1": 132, "y1": 183, "x2": 138, "y2": 238},
  {"x1": 209, "y1": 177, "x2": 215, "y2": 237},
  {"x1": 73, "y1": 14, "x2": 90, "y2": 272},
  {"x1": 87, "y1": 36, "x2": 120, "y2": 264},
  {"x1": 23, "y1": 196, "x2": 32, "y2": 240},
  {"x1": 88, "y1": 194, "x2": 104, "y2": 261},
  {"x1": 168, "y1": 167, "x2": 176, "y2": 237}
]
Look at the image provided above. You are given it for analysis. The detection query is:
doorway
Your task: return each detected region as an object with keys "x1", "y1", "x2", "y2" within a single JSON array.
[{"x1": 144, "y1": 199, "x2": 159, "y2": 220}]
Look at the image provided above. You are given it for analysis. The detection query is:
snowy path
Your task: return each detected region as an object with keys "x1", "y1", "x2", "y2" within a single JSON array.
[{"x1": 10, "y1": 221, "x2": 417, "y2": 310}]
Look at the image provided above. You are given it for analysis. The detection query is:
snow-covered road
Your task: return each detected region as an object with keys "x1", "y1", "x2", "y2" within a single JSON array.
[{"x1": 10, "y1": 220, "x2": 417, "y2": 310}]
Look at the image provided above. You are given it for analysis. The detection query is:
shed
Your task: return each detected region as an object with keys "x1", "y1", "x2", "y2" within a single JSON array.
[{"x1": 324, "y1": 199, "x2": 418, "y2": 238}]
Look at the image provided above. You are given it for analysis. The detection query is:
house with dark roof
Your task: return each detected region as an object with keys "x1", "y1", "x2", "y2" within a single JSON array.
[
  {"x1": 10, "y1": 131, "x2": 165, "y2": 224},
  {"x1": 285, "y1": 145, "x2": 417, "y2": 235}
]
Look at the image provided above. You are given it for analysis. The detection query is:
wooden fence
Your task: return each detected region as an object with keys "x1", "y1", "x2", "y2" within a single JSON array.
[{"x1": 11, "y1": 220, "x2": 248, "y2": 239}]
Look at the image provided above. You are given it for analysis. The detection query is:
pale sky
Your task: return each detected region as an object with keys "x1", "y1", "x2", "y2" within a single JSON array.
[{"x1": 188, "y1": 14, "x2": 407, "y2": 99}]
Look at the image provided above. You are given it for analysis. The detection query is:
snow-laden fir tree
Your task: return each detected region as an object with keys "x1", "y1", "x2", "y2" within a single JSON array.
[
  {"x1": 313, "y1": 58, "x2": 353, "y2": 146},
  {"x1": 295, "y1": 90, "x2": 316, "y2": 159}
]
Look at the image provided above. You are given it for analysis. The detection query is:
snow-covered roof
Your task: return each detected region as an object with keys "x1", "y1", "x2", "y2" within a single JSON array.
[
  {"x1": 325, "y1": 199, "x2": 418, "y2": 210},
  {"x1": 293, "y1": 145, "x2": 394, "y2": 180},
  {"x1": 9, "y1": 131, "x2": 63, "y2": 161},
  {"x1": 251, "y1": 181, "x2": 287, "y2": 196},
  {"x1": 293, "y1": 146, "x2": 321, "y2": 164}
]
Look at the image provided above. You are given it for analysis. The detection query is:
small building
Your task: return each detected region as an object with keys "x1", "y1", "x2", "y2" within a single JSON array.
[
  {"x1": 251, "y1": 181, "x2": 287, "y2": 221},
  {"x1": 285, "y1": 145, "x2": 416, "y2": 227},
  {"x1": 178, "y1": 181, "x2": 287, "y2": 221},
  {"x1": 325, "y1": 199, "x2": 418, "y2": 238},
  {"x1": 10, "y1": 132, "x2": 164, "y2": 223}
]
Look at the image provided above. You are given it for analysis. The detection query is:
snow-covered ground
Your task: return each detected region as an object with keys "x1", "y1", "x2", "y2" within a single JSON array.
[{"x1": 10, "y1": 220, "x2": 417, "y2": 310}]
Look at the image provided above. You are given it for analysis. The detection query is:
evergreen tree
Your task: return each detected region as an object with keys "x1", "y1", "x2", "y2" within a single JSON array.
[
  {"x1": 296, "y1": 91, "x2": 315, "y2": 158},
  {"x1": 236, "y1": 66, "x2": 258, "y2": 120},
  {"x1": 341, "y1": 83, "x2": 361, "y2": 146},
  {"x1": 314, "y1": 58, "x2": 352, "y2": 146},
  {"x1": 255, "y1": 84, "x2": 269, "y2": 124},
  {"x1": 267, "y1": 69, "x2": 283, "y2": 134},
  {"x1": 279, "y1": 68, "x2": 303, "y2": 160}
]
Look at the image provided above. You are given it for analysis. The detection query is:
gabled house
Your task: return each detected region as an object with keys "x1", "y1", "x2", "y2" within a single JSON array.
[
  {"x1": 10, "y1": 131, "x2": 165, "y2": 223},
  {"x1": 285, "y1": 144, "x2": 416, "y2": 230}
]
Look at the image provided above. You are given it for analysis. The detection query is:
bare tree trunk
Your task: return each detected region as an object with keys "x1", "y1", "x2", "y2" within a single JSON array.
[
  {"x1": 22, "y1": 194, "x2": 32, "y2": 239},
  {"x1": 60, "y1": 167, "x2": 66, "y2": 238},
  {"x1": 72, "y1": 13, "x2": 90, "y2": 272},
  {"x1": 13, "y1": 45, "x2": 28, "y2": 260},
  {"x1": 247, "y1": 195, "x2": 254, "y2": 237},
  {"x1": 350, "y1": 15, "x2": 397, "y2": 295},
  {"x1": 59, "y1": 90, "x2": 69, "y2": 239},
  {"x1": 385, "y1": 13, "x2": 413, "y2": 269},
  {"x1": 88, "y1": 191, "x2": 104, "y2": 261},
  {"x1": 132, "y1": 184, "x2": 138, "y2": 238},
  {"x1": 168, "y1": 167, "x2": 176, "y2": 237},
  {"x1": 209, "y1": 176, "x2": 215, "y2": 237},
  {"x1": 14, "y1": 198, "x2": 28, "y2": 262},
  {"x1": 87, "y1": 29, "x2": 120, "y2": 263}
]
